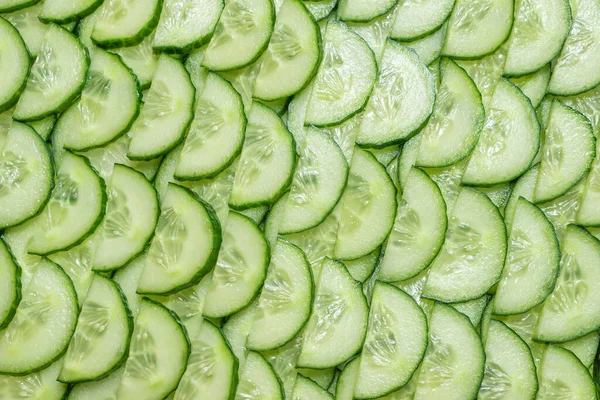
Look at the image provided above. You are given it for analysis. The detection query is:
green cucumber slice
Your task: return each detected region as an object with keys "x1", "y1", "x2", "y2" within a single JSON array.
[
  {"x1": 0, "y1": 0, "x2": 39, "y2": 12},
  {"x1": 28, "y1": 115, "x2": 56, "y2": 141},
  {"x1": 560, "y1": 331, "x2": 600, "y2": 369},
  {"x1": 0, "y1": 238, "x2": 20, "y2": 329},
  {"x1": 13, "y1": 24, "x2": 89, "y2": 122},
  {"x1": 0, "y1": 260, "x2": 78, "y2": 375},
  {"x1": 3, "y1": 4, "x2": 48, "y2": 57},
  {"x1": 0, "y1": 122, "x2": 54, "y2": 230},
  {"x1": 0, "y1": 360, "x2": 68, "y2": 399},
  {"x1": 303, "y1": 0, "x2": 336, "y2": 21},
  {"x1": 113, "y1": 31, "x2": 160, "y2": 90},
  {"x1": 336, "y1": 0, "x2": 396, "y2": 22},
  {"x1": 291, "y1": 375, "x2": 333, "y2": 399},
  {"x1": 510, "y1": 63, "x2": 551, "y2": 108},
  {"x1": 39, "y1": 0, "x2": 102, "y2": 24},
  {"x1": 391, "y1": 0, "x2": 454, "y2": 41},
  {"x1": 537, "y1": 346, "x2": 596, "y2": 399},
  {"x1": 399, "y1": 22, "x2": 449, "y2": 66},
  {"x1": 223, "y1": 300, "x2": 257, "y2": 367},
  {"x1": 451, "y1": 295, "x2": 489, "y2": 326},
  {"x1": 235, "y1": 351, "x2": 284, "y2": 400},
  {"x1": 577, "y1": 146, "x2": 600, "y2": 226},
  {"x1": 343, "y1": 247, "x2": 379, "y2": 283},
  {"x1": 0, "y1": 16, "x2": 30, "y2": 114},
  {"x1": 113, "y1": 255, "x2": 146, "y2": 317},
  {"x1": 67, "y1": 368, "x2": 124, "y2": 400},
  {"x1": 137, "y1": 183, "x2": 222, "y2": 295},
  {"x1": 335, "y1": 356, "x2": 360, "y2": 400}
]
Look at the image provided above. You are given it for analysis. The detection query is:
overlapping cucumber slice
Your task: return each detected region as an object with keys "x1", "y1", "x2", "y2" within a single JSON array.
[{"x1": 0, "y1": 16, "x2": 30, "y2": 113}]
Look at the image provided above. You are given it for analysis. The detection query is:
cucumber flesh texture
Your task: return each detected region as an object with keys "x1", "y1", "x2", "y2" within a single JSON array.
[
  {"x1": 117, "y1": 298, "x2": 190, "y2": 400},
  {"x1": 292, "y1": 375, "x2": 333, "y2": 399},
  {"x1": 93, "y1": 164, "x2": 159, "y2": 271},
  {"x1": 494, "y1": 198, "x2": 560, "y2": 315},
  {"x1": 343, "y1": 247, "x2": 379, "y2": 283},
  {"x1": 59, "y1": 48, "x2": 141, "y2": 151},
  {"x1": 59, "y1": 274, "x2": 133, "y2": 383},
  {"x1": 202, "y1": 0, "x2": 275, "y2": 71},
  {"x1": 399, "y1": 22, "x2": 448, "y2": 67},
  {"x1": 455, "y1": 48, "x2": 507, "y2": 111},
  {"x1": 535, "y1": 225, "x2": 600, "y2": 342},
  {"x1": 14, "y1": 24, "x2": 89, "y2": 122},
  {"x1": 391, "y1": 0, "x2": 454, "y2": 41},
  {"x1": 113, "y1": 254, "x2": 146, "y2": 317},
  {"x1": 0, "y1": 0, "x2": 39, "y2": 12},
  {"x1": 354, "y1": 284, "x2": 427, "y2": 399},
  {"x1": 0, "y1": 360, "x2": 68, "y2": 399},
  {"x1": 175, "y1": 72, "x2": 246, "y2": 180},
  {"x1": 297, "y1": 258, "x2": 368, "y2": 369},
  {"x1": 337, "y1": 0, "x2": 396, "y2": 22},
  {"x1": 280, "y1": 128, "x2": 348, "y2": 234},
  {"x1": 534, "y1": 100, "x2": 595, "y2": 203},
  {"x1": 303, "y1": 0, "x2": 335, "y2": 21},
  {"x1": 559, "y1": 330, "x2": 599, "y2": 369},
  {"x1": 548, "y1": 0, "x2": 600, "y2": 95},
  {"x1": 477, "y1": 320, "x2": 538, "y2": 400},
  {"x1": 203, "y1": 212, "x2": 269, "y2": 318},
  {"x1": 450, "y1": 295, "x2": 488, "y2": 326},
  {"x1": 247, "y1": 239, "x2": 313, "y2": 351},
  {"x1": 416, "y1": 59, "x2": 484, "y2": 168},
  {"x1": 462, "y1": 78, "x2": 540, "y2": 186},
  {"x1": 504, "y1": 164, "x2": 538, "y2": 228},
  {"x1": 0, "y1": 261, "x2": 78, "y2": 375},
  {"x1": 559, "y1": 82, "x2": 600, "y2": 138},
  {"x1": 47, "y1": 238, "x2": 96, "y2": 304},
  {"x1": 304, "y1": 20, "x2": 377, "y2": 127},
  {"x1": 3, "y1": 4, "x2": 48, "y2": 57},
  {"x1": 510, "y1": 63, "x2": 551, "y2": 109},
  {"x1": 443, "y1": 0, "x2": 514, "y2": 59},
  {"x1": 577, "y1": 142, "x2": 600, "y2": 226},
  {"x1": 413, "y1": 304, "x2": 485, "y2": 400},
  {"x1": 504, "y1": 0, "x2": 571, "y2": 76},
  {"x1": 229, "y1": 102, "x2": 295, "y2": 209},
  {"x1": 537, "y1": 346, "x2": 596, "y2": 399},
  {"x1": 128, "y1": 55, "x2": 195, "y2": 160},
  {"x1": 0, "y1": 122, "x2": 54, "y2": 229},
  {"x1": 335, "y1": 356, "x2": 360, "y2": 400},
  {"x1": 0, "y1": 17, "x2": 29, "y2": 114},
  {"x1": 28, "y1": 115, "x2": 57, "y2": 141},
  {"x1": 235, "y1": 351, "x2": 283, "y2": 400},
  {"x1": 223, "y1": 300, "x2": 258, "y2": 368},
  {"x1": 113, "y1": 31, "x2": 160, "y2": 90},
  {"x1": 379, "y1": 167, "x2": 447, "y2": 282},
  {"x1": 153, "y1": 0, "x2": 224, "y2": 53},
  {"x1": 173, "y1": 320, "x2": 237, "y2": 400},
  {"x1": 299, "y1": 367, "x2": 335, "y2": 389},
  {"x1": 67, "y1": 367, "x2": 124, "y2": 400},
  {"x1": 39, "y1": 0, "x2": 102, "y2": 23},
  {"x1": 334, "y1": 148, "x2": 396, "y2": 260},
  {"x1": 91, "y1": 0, "x2": 162, "y2": 48},
  {"x1": 356, "y1": 39, "x2": 435, "y2": 148},
  {"x1": 0, "y1": 239, "x2": 20, "y2": 329},
  {"x1": 137, "y1": 183, "x2": 222, "y2": 295},
  {"x1": 423, "y1": 187, "x2": 507, "y2": 303}
]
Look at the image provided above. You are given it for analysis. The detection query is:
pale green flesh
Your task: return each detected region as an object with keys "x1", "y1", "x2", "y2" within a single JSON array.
[
  {"x1": 235, "y1": 351, "x2": 283, "y2": 400},
  {"x1": 536, "y1": 346, "x2": 596, "y2": 399},
  {"x1": 391, "y1": 0, "x2": 454, "y2": 41},
  {"x1": 0, "y1": 360, "x2": 68, "y2": 399},
  {"x1": 91, "y1": 0, "x2": 160, "y2": 46},
  {"x1": 0, "y1": 239, "x2": 19, "y2": 329},
  {"x1": 39, "y1": 0, "x2": 101, "y2": 22},
  {"x1": 0, "y1": 17, "x2": 29, "y2": 112},
  {"x1": 291, "y1": 374, "x2": 333, "y2": 399}
]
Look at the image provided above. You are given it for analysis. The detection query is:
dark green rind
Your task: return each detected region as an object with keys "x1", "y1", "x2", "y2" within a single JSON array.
[
  {"x1": 0, "y1": 239, "x2": 22, "y2": 330},
  {"x1": 0, "y1": 0, "x2": 41, "y2": 13},
  {"x1": 0, "y1": 16, "x2": 31, "y2": 114},
  {"x1": 38, "y1": 0, "x2": 103, "y2": 24}
]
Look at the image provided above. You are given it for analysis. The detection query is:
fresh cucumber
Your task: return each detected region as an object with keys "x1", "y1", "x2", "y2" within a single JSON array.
[
  {"x1": 236, "y1": 351, "x2": 284, "y2": 400},
  {"x1": 291, "y1": 374, "x2": 333, "y2": 399},
  {"x1": 0, "y1": 16, "x2": 30, "y2": 114},
  {"x1": 537, "y1": 345, "x2": 596, "y2": 399},
  {"x1": 391, "y1": 0, "x2": 454, "y2": 41},
  {"x1": 0, "y1": 238, "x2": 20, "y2": 330},
  {"x1": 336, "y1": 0, "x2": 396, "y2": 22},
  {"x1": 38, "y1": 0, "x2": 102, "y2": 24},
  {"x1": 0, "y1": 361, "x2": 68, "y2": 399}
]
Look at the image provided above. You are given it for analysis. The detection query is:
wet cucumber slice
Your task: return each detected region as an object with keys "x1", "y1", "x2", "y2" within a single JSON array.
[
  {"x1": 303, "y1": 0, "x2": 336, "y2": 21},
  {"x1": 399, "y1": 22, "x2": 448, "y2": 66},
  {"x1": 0, "y1": 360, "x2": 68, "y2": 399},
  {"x1": 137, "y1": 183, "x2": 222, "y2": 295},
  {"x1": 336, "y1": 0, "x2": 395, "y2": 22},
  {"x1": 58, "y1": 274, "x2": 133, "y2": 383},
  {"x1": 297, "y1": 258, "x2": 368, "y2": 369},
  {"x1": 13, "y1": 24, "x2": 89, "y2": 122},
  {"x1": 93, "y1": 164, "x2": 159, "y2": 271},
  {"x1": 494, "y1": 197, "x2": 560, "y2": 316},
  {"x1": 113, "y1": 255, "x2": 146, "y2": 318},
  {"x1": 3, "y1": 3, "x2": 50, "y2": 57},
  {"x1": 451, "y1": 295, "x2": 489, "y2": 327},
  {"x1": 0, "y1": 16, "x2": 30, "y2": 114},
  {"x1": 153, "y1": 0, "x2": 224, "y2": 53},
  {"x1": 117, "y1": 298, "x2": 190, "y2": 400},
  {"x1": 113, "y1": 31, "x2": 160, "y2": 90},
  {"x1": 39, "y1": 0, "x2": 102, "y2": 24},
  {"x1": 537, "y1": 346, "x2": 596, "y2": 399},
  {"x1": 391, "y1": 0, "x2": 454, "y2": 41},
  {"x1": 0, "y1": 260, "x2": 78, "y2": 375},
  {"x1": 356, "y1": 39, "x2": 435, "y2": 148},
  {"x1": 175, "y1": 72, "x2": 246, "y2": 181},
  {"x1": 67, "y1": 368, "x2": 124, "y2": 400},
  {"x1": 28, "y1": 115, "x2": 56, "y2": 141},
  {"x1": 354, "y1": 283, "x2": 428, "y2": 399},
  {"x1": 0, "y1": 239, "x2": 20, "y2": 330},
  {"x1": 379, "y1": 167, "x2": 447, "y2": 282},
  {"x1": 202, "y1": 0, "x2": 275, "y2": 71},
  {"x1": 577, "y1": 144, "x2": 600, "y2": 226},
  {"x1": 477, "y1": 320, "x2": 538, "y2": 400},
  {"x1": 304, "y1": 20, "x2": 377, "y2": 127},
  {"x1": 57, "y1": 48, "x2": 141, "y2": 151},
  {"x1": 342, "y1": 247, "x2": 379, "y2": 283},
  {"x1": 510, "y1": 64, "x2": 551, "y2": 108},
  {"x1": 0, "y1": 122, "x2": 54, "y2": 230},
  {"x1": 335, "y1": 356, "x2": 359, "y2": 400},
  {"x1": 247, "y1": 239, "x2": 313, "y2": 351},
  {"x1": 128, "y1": 55, "x2": 195, "y2": 160},
  {"x1": 292, "y1": 374, "x2": 333, "y2": 399},
  {"x1": 254, "y1": 0, "x2": 321, "y2": 101},
  {"x1": 235, "y1": 351, "x2": 284, "y2": 400}
]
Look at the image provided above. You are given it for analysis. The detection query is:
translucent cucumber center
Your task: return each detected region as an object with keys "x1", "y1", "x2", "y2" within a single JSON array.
[
  {"x1": 0, "y1": 151, "x2": 29, "y2": 197},
  {"x1": 77, "y1": 71, "x2": 112, "y2": 128},
  {"x1": 236, "y1": 379, "x2": 262, "y2": 400},
  {"x1": 236, "y1": 124, "x2": 275, "y2": 187},
  {"x1": 365, "y1": 66, "x2": 405, "y2": 123},
  {"x1": 28, "y1": 42, "x2": 58, "y2": 93},
  {"x1": 546, "y1": 251, "x2": 587, "y2": 313},
  {"x1": 149, "y1": 207, "x2": 187, "y2": 271},
  {"x1": 541, "y1": 124, "x2": 564, "y2": 178},
  {"x1": 512, "y1": 0, "x2": 544, "y2": 43},
  {"x1": 478, "y1": 362, "x2": 513, "y2": 399},
  {"x1": 422, "y1": 85, "x2": 456, "y2": 144},
  {"x1": 364, "y1": 304, "x2": 398, "y2": 367},
  {"x1": 261, "y1": 25, "x2": 303, "y2": 74},
  {"x1": 66, "y1": 301, "x2": 110, "y2": 363},
  {"x1": 338, "y1": 173, "x2": 371, "y2": 235},
  {"x1": 452, "y1": 0, "x2": 492, "y2": 32},
  {"x1": 182, "y1": 99, "x2": 226, "y2": 153},
  {"x1": 289, "y1": 145, "x2": 319, "y2": 206},
  {"x1": 504, "y1": 228, "x2": 534, "y2": 278},
  {"x1": 161, "y1": 0, "x2": 201, "y2": 31},
  {"x1": 0, "y1": 372, "x2": 46, "y2": 398},
  {"x1": 557, "y1": 19, "x2": 595, "y2": 69},
  {"x1": 213, "y1": 233, "x2": 247, "y2": 286},
  {"x1": 104, "y1": 186, "x2": 132, "y2": 238},
  {"x1": 5, "y1": 291, "x2": 52, "y2": 344},
  {"x1": 314, "y1": 43, "x2": 350, "y2": 102},
  {"x1": 306, "y1": 291, "x2": 347, "y2": 343},
  {"x1": 166, "y1": 287, "x2": 205, "y2": 320},
  {"x1": 212, "y1": 1, "x2": 255, "y2": 46},
  {"x1": 260, "y1": 267, "x2": 293, "y2": 312},
  {"x1": 390, "y1": 199, "x2": 421, "y2": 248},
  {"x1": 537, "y1": 377, "x2": 572, "y2": 399},
  {"x1": 99, "y1": 0, "x2": 133, "y2": 22},
  {"x1": 419, "y1": 335, "x2": 455, "y2": 386},
  {"x1": 477, "y1": 108, "x2": 511, "y2": 158},
  {"x1": 125, "y1": 324, "x2": 158, "y2": 380},
  {"x1": 143, "y1": 80, "x2": 174, "y2": 121},
  {"x1": 45, "y1": 175, "x2": 79, "y2": 230}
]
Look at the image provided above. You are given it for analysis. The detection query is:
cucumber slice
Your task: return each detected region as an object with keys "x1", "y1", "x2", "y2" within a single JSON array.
[
  {"x1": 91, "y1": 0, "x2": 162, "y2": 48},
  {"x1": 0, "y1": 361, "x2": 68, "y2": 399},
  {"x1": 391, "y1": 0, "x2": 454, "y2": 41},
  {"x1": 128, "y1": 55, "x2": 195, "y2": 160},
  {"x1": 46, "y1": 237, "x2": 96, "y2": 303},
  {"x1": 236, "y1": 351, "x2": 284, "y2": 400},
  {"x1": 113, "y1": 255, "x2": 146, "y2": 317},
  {"x1": 462, "y1": 78, "x2": 540, "y2": 186},
  {"x1": 443, "y1": 0, "x2": 514, "y2": 59},
  {"x1": 535, "y1": 225, "x2": 600, "y2": 342},
  {"x1": 455, "y1": 48, "x2": 507, "y2": 110},
  {"x1": 534, "y1": 100, "x2": 595, "y2": 203},
  {"x1": 113, "y1": 31, "x2": 160, "y2": 90},
  {"x1": 399, "y1": 22, "x2": 449, "y2": 66},
  {"x1": 137, "y1": 183, "x2": 222, "y2": 295},
  {"x1": 203, "y1": 211, "x2": 269, "y2": 318},
  {"x1": 504, "y1": 164, "x2": 538, "y2": 228},
  {"x1": 175, "y1": 72, "x2": 246, "y2": 180},
  {"x1": 451, "y1": 295, "x2": 488, "y2": 326},
  {"x1": 354, "y1": 283, "x2": 428, "y2": 399},
  {"x1": 423, "y1": 187, "x2": 507, "y2": 303},
  {"x1": 337, "y1": 0, "x2": 396, "y2": 22},
  {"x1": 537, "y1": 346, "x2": 596, "y2": 399},
  {"x1": 229, "y1": 102, "x2": 295, "y2": 209},
  {"x1": 0, "y1": 238, "x2": 20, "y2": 329},
  {"x1": 356, "y1": 40, "x2": 435, "y2": 148},
  {"x1": 223, "y1": 300, "x2": 257, "y2": 366},
  {"x1": 297, "y1": 258, "x2": 368, "y2": 369},
  {"x1": 335, "y1": 356, "x2": 359, "y2": 400},
  {"x1": 343, "y1": 247, "x2": 379, "y2": 283},
  {"x1": 117, "y1": 298, "x2": 190, "y2": 400},
  {"x1": 247, "y1": 239, "x2": 313, "y2": 351},
  {"x1": 67, "y1": 368, "x2": 124, "y2": 400},
  {"x1": 504, "y1": 0, "x2": 571, "y2": 76},
  {"x1": 416, "y1": 59, "x2": 485, "y2": 168},
  {"x1": 0, "y1": 17, "x2": 30, "y2": 114},
  {"x1": 304, "y1": 20, "x2": 377, "y2": 127},
  {"x1": 39, "y1": 0, "x2": 102, "y2": 24},
  {"x1": 153, "y1": 0, "x2": 224, "y2": 53},
  {"x1": 292, "y1": 375, "x2": 333, "y2": 399},
  {"x1": 3, "y1": 3, "x2": 52, "y2": 57},
  {"x1": 57, "y1": 48, "x2": 141, "y2": 151},
  {"x1": 13, "y1": 24, "x2": 89, "y2": 122},
  {"x1": 28, "y1": 114, "x2": 56, "y2": 141},
  {"x1": 303, "y1": 0, "x2": 336, "y2": 21},
  {"x1": 478, "y1": 320, "x2": 538, "y2": 400},
  {"x1": 494, "y1": 197, "x2": 560, "y2": 315},
  {"x1": 299, "y1": 368, "x2": 335, "y2": 390},
  {"x1": 510, "y1": 63, "x2": 551, "y2": 108},
  {"x1": 254, "y1": 0, "x2": 321, "y2": 101},
  {"x1": 0, "y1": 122, "x2": 54, "y2": 230},
  {"x1": 413, "y1": 303, "x2": 485, "y2": 400},
  {"x1": 280, "y1": 128, "x2": 348, "y2": 234},
  {"x1": 577, "y1": 146, "x2": 600, "y2": 226},
  {"x1": 559, "y1": 82, "x2": 600, "y2": 138},
  {"x1": 379, "y1": 167, "x2": 447, "y2": 282},
  {"x1": 548, "y1": 0, "x2": 600, "y2": 95},
  {"x1": 334, "y1": 148, "x2": 396, "y2": 260},
  {"x1": 0, "y1": 0, "x2": 38, "y2": 12},
  {"x1": 0, "y1": 260, "x2": 77, "y2": 375},
  {"x1": 202, "y1": 0, "x2": 275, "y2": 71},
  {"x1": 58, "y1": 274, "x2": 133, "y2": 383},
  {"x1": 25, "y1": 151, "x2": 105, "y2": 256},
  {"x1": 560, "y1": 330, "x2": 599, "y2": 369}
]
